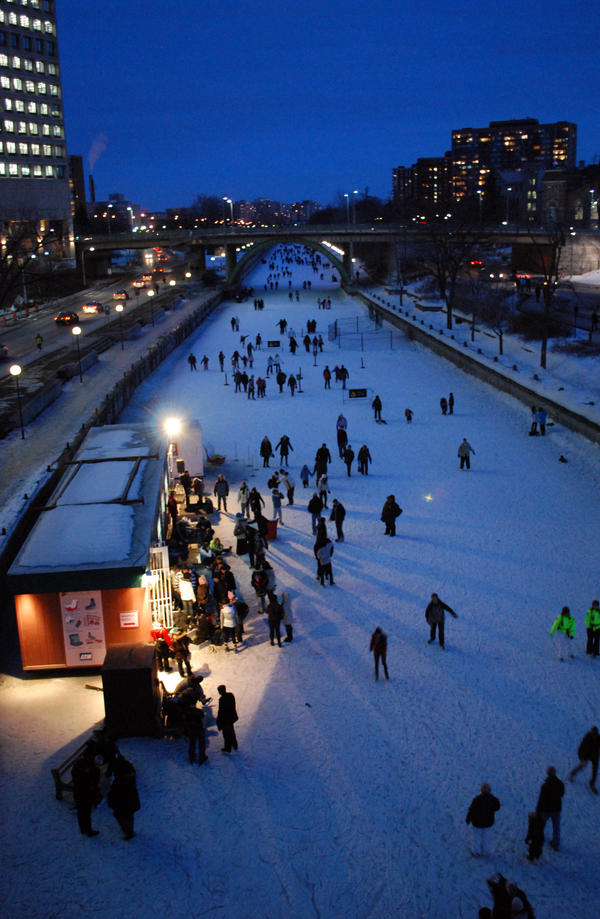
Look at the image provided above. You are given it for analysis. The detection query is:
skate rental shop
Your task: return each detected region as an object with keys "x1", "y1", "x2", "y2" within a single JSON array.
[{"x1": 8, "y1": 423, "x2": 175, "y2": 671}]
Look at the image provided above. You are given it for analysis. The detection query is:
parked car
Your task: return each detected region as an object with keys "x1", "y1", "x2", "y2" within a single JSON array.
[
  {"x1": 0, "y1": 342, "x2": 8, "y2": 360},
  {"x1": 112, "y1": 289, "x2": 129, "y2": 301},
  {"x1": 81, "y1": 300, "x2": 103, "y2": 314},
  {"x1": 54, "y1": 311, "x2": 79, "y2": 326}
]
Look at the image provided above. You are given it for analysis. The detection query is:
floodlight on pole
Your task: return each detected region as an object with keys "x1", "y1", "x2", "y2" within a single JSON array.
[
  {"x1": 72, "y1": 325, "x2": 83, "y2": 382},
  {"x1": 9, "y1": 364, "x2": 25, "y2": 439},
  {"x1": 115, "y1": 303, "x2": 124, "y2": 350}
]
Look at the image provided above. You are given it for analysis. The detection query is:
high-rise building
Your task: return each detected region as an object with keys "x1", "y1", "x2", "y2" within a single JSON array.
[
  {"x1": 451, "y1": 118, "x2": 577, "y2": 202},
  {"x1": 0, "y1": 0, "x2": 71, "y2": 252}
]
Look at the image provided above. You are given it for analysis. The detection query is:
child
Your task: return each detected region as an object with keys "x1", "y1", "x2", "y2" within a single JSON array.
[
  {"x1": 525, "y1": 811, "x2": 544, "y2": 861},
  {"x1": 300, "y1": 464, "x2": 312, "y2": 488}
]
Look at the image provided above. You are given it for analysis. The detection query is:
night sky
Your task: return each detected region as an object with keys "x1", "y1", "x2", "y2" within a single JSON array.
[{"x1": 57, "y1": 0, "x2": 598, "y2": 210}]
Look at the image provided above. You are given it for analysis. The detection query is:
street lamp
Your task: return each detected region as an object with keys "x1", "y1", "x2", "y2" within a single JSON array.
[
  {"x1": 223, "y1": 197, "x2": 234, "y2": 224},
  {"x1": 504, "y1": 186, "x2": 512, "y2": 225},
  {"x1": 185, "y1": 271, "x2": 191, "y2": 279},
  {"x1": 9, "y1": 364, "x2": 25, "y2": 439},
  {"x1": 352, "y1": 189, "x2": 359, "y2": 225},
  {"x1": 147, "y1": 287, "x2": 155, "y2": 326},
  {"x1": 107, "y1": 203, "x2": 113, "y2": 235},
  {"x1": 81, "y1": 246, "x2": 94, "y2": 287},
  {"x1": 169, "y1": 279, "x2": 176, "y2": 287},
  {"x1": 115, "y1": 303, "x2": 124, "y2": 350},
  {"x1": 72, "y1": 325, "x2": 83, "y2": 382},
  {"x1": 344, "y1": 193, "x2": 350, "y2": 226}
]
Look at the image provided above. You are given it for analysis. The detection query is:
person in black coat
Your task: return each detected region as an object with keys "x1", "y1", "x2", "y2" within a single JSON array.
[
  {"x1": 536, "y1": 765, "x2": 564, "y2": 851},
  {"x1": 107, "y1": 755, "x2": 140, "y2": 840},
  {"x1": 569, "y1": 725, "x2": 600, "y2": 793},
  {"x1": 343, "y1": 445, "x2": 355, "y2": 476},
  {"x1": 329, "y1": 498, "x2": 346, "y2": 542},
  {"x1": 314, "y1": 443, "x2": 332, "y2": 479},
  {"x1": 380, "y1": 494, "x2": 402, "y2": 536},
  {"x1": 372, "y1": 395, "x2": 382, "y2": 421},
  {"x1": 308, "y1": 492, "x2": 323, "y2": 535},
  {"x1": 266, "y1": 592, "x2": 284, "y2": 647},
  {"x1": 260, "y1": 436, "x2": 273, "y2": 467},
  {"x1": 217, "y1": 685, "x2": 239, "y2": 753},
  {"x1": 71, "y1": 748, "x2": 101, "y2": 837},
  {"x1": 525, "y1": 811, "x2": 545, "y2": 861},
  {"x1": 357, "y1": 444, "x2": 372, "y2": 475},
  {"x1": 184, "y1": 705, "x2": 208, "y2": 765},
  {"x1": 336, "y1": 426, "x2": 348, "y2": 458},
  {"x1": 466, "y1": 783, "x2": 500, "y2": 856},
  {"x1": 425, "y1": 592, "x2": 457, "y2": 649}
]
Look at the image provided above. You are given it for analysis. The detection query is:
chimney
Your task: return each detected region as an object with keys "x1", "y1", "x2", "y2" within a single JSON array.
[{"x1": 89, "y1": 174, "x2": 96, "y2": 204}]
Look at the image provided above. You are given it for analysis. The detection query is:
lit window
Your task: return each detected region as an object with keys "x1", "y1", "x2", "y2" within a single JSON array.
[
  {"x1": 37, "y1": 80, "x2": 46, "y2": 93},
  {"x1": 20, "y1": 15, "x2": 30, "y2": 28},
  {"x1": 52, "y1": 124, "x2": 61, "y2": 136},
  {"x1": 53, "y1": 143, "x2": 62, "y2": 156},
  {"x1": 9, "y1": 14, "x2": 18, "y2": 26},
  {"x1": 15, "y1": 99, "x2": 24, "y2": 111},
  {"x1": 23, "y1": 58, "x2": 32, "y2": 70},
  {"x1": 8, "y1": 161, "x2": 17, "y2": 174},
  {"x1": 11, "y1": 54, "x2": 20, "y2": 67},
  {"x1": 6, "y1": 140, "x2": 16, "y2": 153},
  {"x1": 17, "y1": 121, "x2": 26, "y2": 134},
  {"x1": 27, "y1": 100, "x2": 36, "y2": 112},
  {"x1": 35, "y1": 59, "x2": 44, "y2": 72},
  {"x1": 1, "y1": 76, "x2": 10, "y2": 89},
  {"x1": 31, "y1": 142, "x2": 39, "y2": 154},
  {"x1": 33, "y1": 163, "x2": 41, "y2": 175},
  {"x1": 0, "y1": 162, "x2": 6, "y2": 175},
  {"x1": 0, "y1": 141, "x2": 3, "y2": 152},
  {"x1": 49, "y1": 83, "x2": 58, "y2": 96},
  {"x1": 48, "y1": 62, "x2": 56, "y2": 75},
  {"x1": 0, "y1": 53, "x2": 7, "y2": 65},
  {"x1": 12, "y1": 76, "x2": 22, "y2": 89},
  {"x1": 33, "y1": 19, "x2": 42, "y2": 31},
  {"x1": 44, "y1": 163, "x2": 53, "y2": 176},
  {"x1": 41, "y1": 123, "x2": 49, "y2": 134},
  {"x1": 0, "y1": 12, "x2": 4, "y2": 23},
  {"x1": 28, "y1": 121, "x2": 38, "y2": 133},
  {"x1": 39, "y1": 102, "x2": 47, "y2": 113},
  {"x1": 21, "y1": 163, "x2": 30, "y2": 175},
  {"x1": 18, "y1": 141, "x2": 28, "y2": 154},
  {"x1": 3, "y1": 96, "x2": 12, "y2": 109},
  {"x1": 25, "y1": 79, "x2": 34, "y2": 92},
  {"x1": 4, "y1": 119, "x2": 14, "y2": 132},
  {"x1": 42, "y1": 142, "x2": 50, "y2": 154},
  {"x1": 44, "y1": 21, "x2": 55, "y2": 35}
]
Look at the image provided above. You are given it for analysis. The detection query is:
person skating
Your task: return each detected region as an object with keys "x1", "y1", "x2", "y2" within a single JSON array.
[
  {"x1": 568, "y1": 725, "x2": 600, "y2": 793},
  {"x1": 266, "y1": 592, "x2": 284, "y2": 646},
  {"x1": 525, "y1": 811, "x2": 545, "y2": 861},
  {"x1": 404, "y1": 408, "x2": 413, "y2": 424},
  {"x1": 380, "y1": 494, "x2": 402, "y2": 536},
  {"x1": 357, "y1": 444, "x2": 372, "y2": 475},
  {"x1": 329, "y1": 498, "x2": 346, "y2": 541},
  {"x1": 278, "y1": 469, "x2": 295, "y2": 505},
  {"x1": 308, "y1": 491, "x2": 323, "y2": 535},
  {"x1": 216, "y1": 684, "x2": 239, "y2": 753},
  {"x1": 107, "y1": 754, "x2": 140, "y2": 841},
  {"x1": 237, "y1": 481, "x2": 250, "y2": 518},
  {"x1": 370, "y1": 627, "x2": 388, "y2": 680},
  {"x1": 300, "y1": 464, "x2": 312, "y2": 488},
  {"x1": 440, "y1": 397, "x2": 448, "y2": 415},
  {"x1": 275, "y1": 434, "x2": 293, "y2": 466},
  {"x1": 315, "y1": 535, "x2": 334, "y2": 585},
  {"x1": 585, "y1": 599, "x2": 600, "y2": 656},
  {"x1": 425, "y1": 592, "x2": 458, "y2": 649},
  {"x1": 458, "y1": 437, "x2": 475, "y2": 470},
  {"x1": 550, "y1": 606, "x2": 575, "y2": 660},
  {"x1": 448, "y1": 392, "x2": 454, "y2": 414},
  {"x1": 260, "y1": 436, "x2": 274, "y2": 467},
  {"x1": 372, "y1": 394, "x2": 382, "y2": 422},
  {"x1": 536, "y1": 765, "x2": 564, "y2": 851},
  {"x1": 314, "y1": 442, "x2": 332, "y2": 478},
  {"x1": 466, "y1": 782, "x2": 500, "y2": 856},
  {"x1": 188, "y1": 353, "x2": 197, "y2": 371},
  {"x1": 343, "y1": 444, "x2": 355, "y2": 477}
]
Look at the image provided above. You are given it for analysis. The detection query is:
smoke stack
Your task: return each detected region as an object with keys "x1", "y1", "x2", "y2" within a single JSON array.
[{"x1": 89, "y1": 174, "x2": 96, "y2": 204}]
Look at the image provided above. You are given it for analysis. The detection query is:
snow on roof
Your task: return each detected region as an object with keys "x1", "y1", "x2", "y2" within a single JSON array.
[{"x1": 8, "y1": 424, "x2": 166, "y2": 584}]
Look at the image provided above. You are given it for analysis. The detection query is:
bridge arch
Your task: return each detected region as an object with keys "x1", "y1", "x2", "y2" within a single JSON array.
[{"x1": 227, "y1": 235, "x2": 352, "y2": 289}]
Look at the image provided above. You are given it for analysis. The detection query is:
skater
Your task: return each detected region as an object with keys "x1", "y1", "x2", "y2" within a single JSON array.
[
  {"x1": 525, "y1": 811, "x2": 545, "y2": 861},
  {"x1": 281, "y1": 590, "x2": 293, "y2": 642},
  {"x1": 336, "y1": 425, "x2": 348, "y2": 459},
  {"x1": 278, "y1": 469, "x2": 295, "y2": 505},
  {"x1": 466, "y1": 782, "x2": 500, "y2": 857},
  {"x1": 275, "y1": 434, "x2": 293, "y2": 466},
  {"x1": 71, "y1": 748, "x2": 101, "y2": 837},
  {"x1": 288, "y1": 374, "x2": 297, "y2": 396},
  {"x1": 550, "y1": 606, "x2": 575, "y2": 660},
  {"x1": 300, "y1": 464, "x2": 312, "y2": 488},
  {"x1": 537, "y1": 407, "x2": 547, "y2": 436},
  {"x1": 370, "y1": 626, "x2": 389, "y2": 680},
  {"x1": 216, "y1": 684, "x2": 239, "y2": 753},
  {"x1": 529, "y1": 406, "x2": 539, "y2": 436},
  {"x1": 380, "y1": 494, "x2": 402, "y2": 536},
  {"x1": 343, "y1": 444, "x2": 355, "y2": 477},
  {"x1": 314, "y1": 443, "x2": 332, "y2": 479},
  {"x1": 568, "y1": 726, "x2": 600, "y2": 793},
  {"x1": 585, "y1": 599, "x2": 600, "y2": 656},
  {"x1": 458, "y1": 437, "x2": 475, "y2": 470},
  {"x1": 218, "y1": 350, "x2": 225, "y2": 371},
  {"x1": 271, "y1": 485, "x2": 284, "y2": 524},
  {"x1": 329, "y1": 498, "x2": 346, "y2": 541},
  {"x1": 323, "y1": 366, "x2": 331, "y2": 389},
  {"x1": 317, "y1": 473, "x2": 330, "y2": 508},
  {"x1": 404, "y1": 408, "x2": 413, "y2": 424},
  {"x1": 536, "y1": 765, "x2": 564, "y2": 851},
  {"x1": 260, "y1": 435, "x2": 274, "y2": 467},
  {"x1": 188, "y1": 353, "x2": 197, "y2": 371},
  {"x1": 266, "y1": 592, "x2": 284, "y2": 646},
  {"x1": 213, "y1": 473, "x2": 229, "y2": 513},
  {"x1": 357, "y1": 444, "x2": 372, "y2": 475},
  {"x1": 107, "y1": 755, "x2": 140, "y2": 841},
  {"x1": 425, "y1": 592, "x2": 458, "y2": 649},
  {"x1": 440, "y1": 396, "x2": 448, "y2": 415},
  {"x1": 238, "y1": 481, "x2": 250, "y2": 518},
  {"x1": 315, "y1": 535, "x2": 334, "y2": 585},
  {"x1": 372, "y1": 394, "x2": 382, "y2": 422},
  {"x1": 201, "y1": 355, "x2": 209, "y2": 370},
  {"x1": 448, "y1": 392, "x2": 454, "y2": 414}
]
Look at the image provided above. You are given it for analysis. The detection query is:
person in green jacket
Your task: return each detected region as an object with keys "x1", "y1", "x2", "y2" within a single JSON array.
[
  {"x1": 585, "y1": 600, "x2": 600, "y2": 657},
  {"x1": 550, "y1": 606, "x2": 575, "y2": 661}
]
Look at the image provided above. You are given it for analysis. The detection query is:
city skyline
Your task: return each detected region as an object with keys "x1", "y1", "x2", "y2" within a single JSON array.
[{"x1": 57, "y1": 0, "x2": 598, "y2": 210}]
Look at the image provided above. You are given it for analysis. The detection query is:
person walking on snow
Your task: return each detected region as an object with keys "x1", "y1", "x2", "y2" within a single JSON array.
[
  {"x1": 300, "y1": 464, "x2": 312, "y2": 488},
  {"x1": 329, "y1": 498, "x2": 346, "y2": 542},
  {"x1": 357, "y1": 444, "x2": 372, "y2": 475},
  {"x1": 425, "y1": 592, "x2": 458, "y2": 649},
  {"x1": 466, "y1": 782, "x2": 500, "y2": 857},
  {"x1": 213, "y1": 473, "x2": 229, "y2": 512},
  {"x1": 188, "y1": 353, "x2": 197, "y2": 371},
  {"x1": 536, "y1": 765, "x2": 564, "y2": 851},
  {"x1": 275, "y1": 434, "x2": 293, "y2": 466},
  {"x1": 216, "y1": 685, "x2": 239, "y2": 753},
  {"x1": 380, "y1": 495, "x2": 402, "y2": 536},
  {"x1": 372, "y1": 395, "x2": 382, "y2": 422},
  {"x1": 458, "y1": 437, "x2": 475, "y2": 470},
  {"x1": 260, "y1": 436, "x2": 274, "y2": 467},
  {"x1": 343, "y1": 444, "x2": 355, "y2": 476},
  {"x1": 370, "y1": 626, "x2": 389, "y2": 680},
  {"x1": 550, "y1": 606, "x2": 575, "y2": 660},
  {"x1": 568, "y1": 725, "x2": 600, "y2": 793},
  {"x1": 585, "y1": 599, "x2": 600, "y2": 656}
]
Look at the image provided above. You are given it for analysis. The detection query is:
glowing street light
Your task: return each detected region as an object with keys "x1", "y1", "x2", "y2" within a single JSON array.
[
  {"x1": 223, "y1": 196, "x2": 234, "y2": 224},
  {"x1": 72, "y1": 325, "x2": 83, "y2": 382},
  {"x1": 81, "y1": 245, "x2": 95, "y2": 287},
  {"x1": 185, "y1": 271, "x2": 192, "y2": 279},
  {"x1": 147, "y1": 287, "x2": 156, "y2": 326},
  {"x1": 9, "y1": 364, "x2": 25, "y2": 439},
  {"x1": 115, "y1": 303, "x2": 124, "y2": 350},
  {"x1": 164, "y1": 417, "x2": 181, "y2": 438},
  {"x1": 169, "y1": 279, "x2": 176, "y2": 287}
]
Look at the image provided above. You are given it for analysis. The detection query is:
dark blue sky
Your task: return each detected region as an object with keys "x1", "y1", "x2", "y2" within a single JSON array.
[{"x1": 58, "y1": 0, "x2": 598, "y2": 210}]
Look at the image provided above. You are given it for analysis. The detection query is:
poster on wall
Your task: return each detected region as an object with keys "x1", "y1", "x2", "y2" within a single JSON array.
[
  {"x1": 119, "y1": 610, "x2": 139, "y2": 629},
  {"x1": 59, "y1": 591, "x2": 106, "y2": 667}
]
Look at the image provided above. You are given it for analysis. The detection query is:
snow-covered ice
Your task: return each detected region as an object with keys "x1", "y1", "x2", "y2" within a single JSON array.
[{"x1": 1, "y1": 247, "x2": 599, "y2": 919}]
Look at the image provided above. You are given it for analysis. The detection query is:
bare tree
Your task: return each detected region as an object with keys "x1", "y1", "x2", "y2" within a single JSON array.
[
  {"x1": 0, "y1": 222, "x2": 59, "y2": 312},
  {"x1": 421, "y1": 207, "x2": 487, "y2": 330},
  {"x1": 528, "y1": 223, "x2": 565, "y2": 368}
]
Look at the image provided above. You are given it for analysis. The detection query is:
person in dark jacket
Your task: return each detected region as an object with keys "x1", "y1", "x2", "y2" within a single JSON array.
[
  {"x1": 536, "y1": 765, "x2": 564, "y2": 851},
  {"x1": 380, "y1": 494, "x2": 402, "y2": 536},
  {"x1": 184, "y1": 705, "x2": 208, "y2": 765},
  {"x1": 357, "y1": 444, "x2": 372, "y2": 475},
  {"x1": 179, "y1": 469, "x2": 192, "y2": 509},
  {"x1": 370, "y1": 627, "x2": 388, "y2": 680},
  {"x1": 275, "y1": 434, "x2": 293, "y2": 465},
  {"x1": 107, "y1": 755, "x2": 140, "y2": 840},
  {"x1": 71, "y1": 748, "x2": 101, "y2": 837},
  {"x1": 260, "y1": 436, "x2": 273, "y2": 467},
  {"x1": 372, "y1": 394, "x2": 382, "y2": 421},
  {"x1": 336, "y1": 426, "x2": 348, "y2": 458},
  {"x1": 568, "y1": 725, "x2": 600, "y2": 793},
  {"x1": 525, "y1": 811, "x2": 545, "y2": 861},
  {"x1": 425, "y1": 592, "x2": 458, "y2": 649},
  {"x1": 314, "y1": 443, "x2": 332, "y2": 478},
  {"x1": 216, "y1": 684, "x2": 239, "y2": 753},
  {"x1": 170, "y1": 629, "x2": 192, "y2": 677},
  {"x1": 343, "y1": 444, "x2": 355, "y2": 476},
  {"x1": 213, "y1": 474, "x2": 229, "y2": 512},
  {"x1": 308, "y1": 491, "x2": 323, "y2": 535},
  {"x1": 266, "y1": 592, "x2": 284, "y2": 647},
  {"x1": 249, "y1": 486, "x2": 265, "y2": 519},
  {"x1": 329, "y1": 498, "x2": 346, "y2": 542},
  {"x1": 466, "y1": 782, "x2": 500, "y2": 856}
]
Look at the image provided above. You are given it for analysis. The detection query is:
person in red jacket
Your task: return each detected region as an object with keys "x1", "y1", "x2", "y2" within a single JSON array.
[{"x1": 369, "y1": 627, "x2": 388, "y2": 680}]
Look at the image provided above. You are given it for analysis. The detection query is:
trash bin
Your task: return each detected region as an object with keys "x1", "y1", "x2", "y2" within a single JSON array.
[
  {"x1": 102, "y1": 642, "x2": 160, "y2": 738},
  {"x1": 266, "y1": 518, "x2": 278, "y2": 541}
]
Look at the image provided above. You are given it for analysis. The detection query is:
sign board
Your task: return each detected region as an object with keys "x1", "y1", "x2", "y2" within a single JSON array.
[
  {"x1": 267, "y1": 340, "x2": 281, "y2": 348},
  {"x1": 59, "y1": 590, "x2": 106, "y2": 667},
  {"x1": 120, "y1": 610, "x2": 139, "y2": 629},
  {"x1": 348, "y1": 388, "x2": 367, "y2": 399}
]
